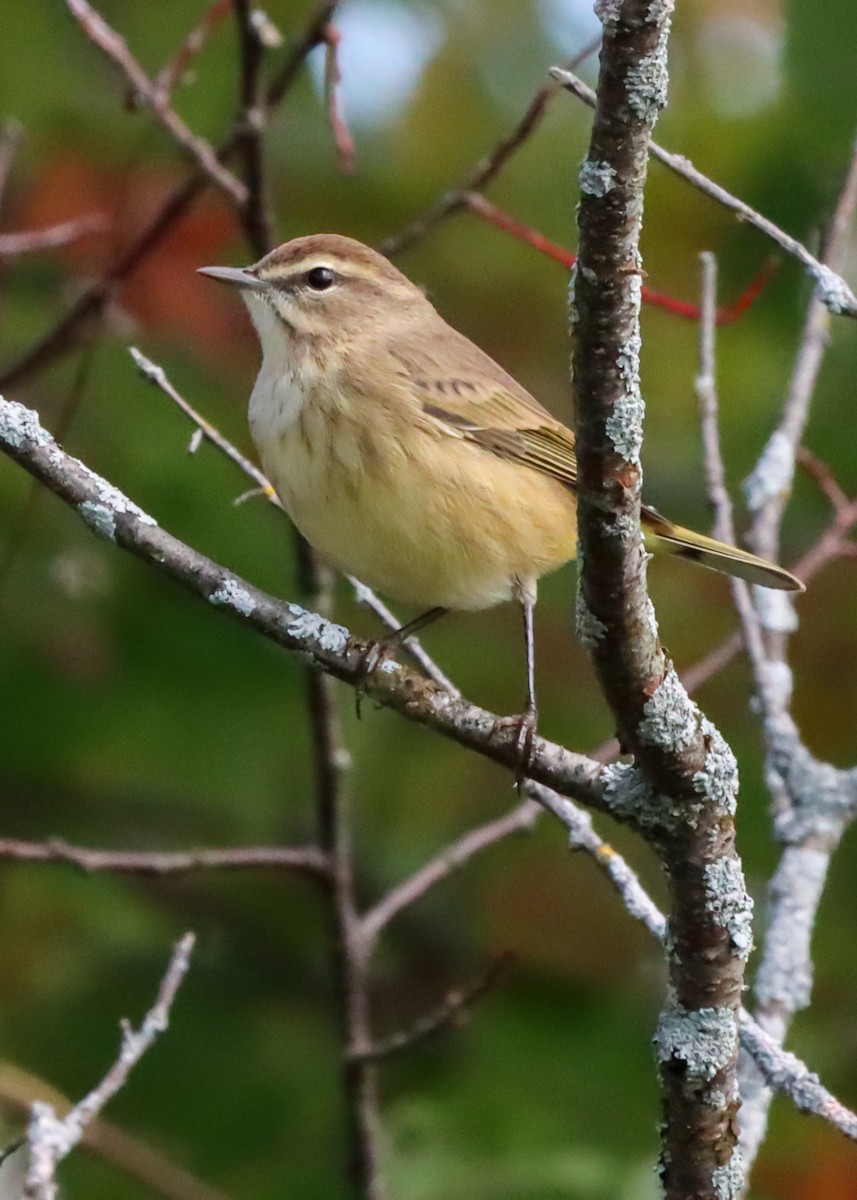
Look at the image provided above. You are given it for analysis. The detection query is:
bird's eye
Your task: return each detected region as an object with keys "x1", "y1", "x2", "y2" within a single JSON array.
[{"x1": 306, "y1": 266, "x2": 337, "y2": 291}]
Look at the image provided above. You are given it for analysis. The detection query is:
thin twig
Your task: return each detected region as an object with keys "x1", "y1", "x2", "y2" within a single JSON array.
[
  {"x1": 0, "y1": 3, "x2": 336, "y2": 391},
  {"x1": 359, "y1": 802, "x2": 539, "y2": 951},
  {"x1": 64, "y1": 0, "x2": 247, "y2": 204},
  {"x1": 322, "y1": 22, "x2": 356, "y2": 175},
  {"x1": 233, "y1": 0, "x2": 272, "y2": 255},
  {"x1": 0, "y1": 837, "x2": 329, "y2": 878},
  {"x1": 746, "y1": 123, "x2": 857, "y2": 564},
  {"x1": 24, "y1": 934, "x2": 195, "y2": 1200},
  {"x1": 694, "y1": 252, "x2": 767, "y2": 677},
  {"x1": 152, "y1": 0, "x2": 234, "y2": 101},
  {"x1": 378, "y1": 38, "x2": 601, "y2": 259},
  {"x1": 0, "y1": 214, "x2": 106, "y2": 257},
  {"x1": 465, "y1": 193, "x2": 775, "y2": 324},
  {"x1": 552, "y1": 67, "x2": 857, "y2": 318},
  {"x1": 0, "y1": 1062, "x2": 234, "y2": 1200},
  {"x1": 129, "y1": 346, "x2": 458, "y2": 693},
  {"x1": 350, "y1": 955, "x2": 512, "y2": 1064}
]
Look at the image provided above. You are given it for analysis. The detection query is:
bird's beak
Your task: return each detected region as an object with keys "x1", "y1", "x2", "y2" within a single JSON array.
[{"x1": 197, "y1": 265, "x2": 270, "y2": 290}]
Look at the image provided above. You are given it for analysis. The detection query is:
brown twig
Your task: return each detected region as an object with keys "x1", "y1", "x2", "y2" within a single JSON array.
[
  {"x1": 0, "y1": 1063, "x2": 234, "y2": 1200},
  {"x1": 0, "y1": 837, "x2": 329, "y2": 878},
  {"x1": 378, "y1": 38, "x2": 601, "y2": 259},
  {"x1": 0, "y1": 214, "x2": 107, "y2": 257},
  {"x1": 349, "y1": 955, "x2": 513, "y2": 1064},
  {"x1": 553, "y1": 67, "x2": 857, "y2": 319},
  {"x1": 0, "y1": 3, "x2": 337, "y2": 391},
  {"x1": 64, "y1": 0, "x2": 247, "y2": 204},
  {"x1": 322, "y1": 22, "x2": 356, "y2": 175},
  {"x1": 233, "y1": 0, "x2": 272, "y2": 256},
  {"x1": 358, "y1": 802, "x2": 539, "y2": 951},
  {"x1": 152, "y1": 0, "x2": 235, "y2": 102}
]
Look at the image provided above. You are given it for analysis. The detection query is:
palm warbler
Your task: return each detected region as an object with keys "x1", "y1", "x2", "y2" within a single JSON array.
[{"x1": 200, "y1": 234, "x2": 802, "y2": 744}]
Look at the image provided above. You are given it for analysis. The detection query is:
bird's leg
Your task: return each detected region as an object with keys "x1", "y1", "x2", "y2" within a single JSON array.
[
  {"x1": 492, "y1": 581, "x2": 539, "y2": 785},
  {"x1": 515, "y1": 593, "x2": 539, "y2": 785},
  {"x1": 354, "y1": 606, "x2": 448, "y2": 717}
]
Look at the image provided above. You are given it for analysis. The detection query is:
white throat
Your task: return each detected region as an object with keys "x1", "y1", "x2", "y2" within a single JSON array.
[{"x1": 244, "y1": 293, "x2": 307, "y2": 442}]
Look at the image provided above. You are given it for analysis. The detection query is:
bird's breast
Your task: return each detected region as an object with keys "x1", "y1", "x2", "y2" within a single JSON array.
[{"x1": 250, "y1": 378, "x2": 577, "y2": 611}]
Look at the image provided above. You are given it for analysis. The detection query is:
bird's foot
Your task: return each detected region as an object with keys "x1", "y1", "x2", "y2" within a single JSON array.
[
  {"x1": 353, "y1": 638, "x2": 393, "y2": 718},
  {"x1": 495, "y1": 699, "x2": 538, "y2": 789}
]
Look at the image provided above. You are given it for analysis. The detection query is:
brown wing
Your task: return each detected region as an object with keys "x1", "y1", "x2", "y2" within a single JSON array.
[{"x1": 388, "y1": 318, "x2": 578, "y2": 489}]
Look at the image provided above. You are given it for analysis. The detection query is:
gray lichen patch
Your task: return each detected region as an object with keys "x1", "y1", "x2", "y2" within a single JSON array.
[
  {"x1": 712, "y1": 1157, "x2": 744, "y2": 1200},
  {"x1": 0, "y1": 398, "x2": 52, "y2": 449},
  {"x1": 79, "y1": 502, "x2": 117, "y2": 541},
  {"x1": 813, "y1": 263, "x2": 857, "y2": 315},
  {"x1": 575, "y1": 589, "x2": 608, "y2": 648},
  {"x1": 693, "y1": 718, "x2": 739, "y2": 814},
  {"x1": 653, "y1": 1002, "x2": 737, "y2": 1083},
  {"x1": 210, "y1": 579, "x2": 257, "y2": 616},
  {"x1": 752, "y1": 587, "x2": 798, "y2": 634},
  {"x1": 626, "y1": 39, "x2": 671, "y2": 119},
  {"x1": 285, "y1": 606, "x2": 349, "y2": 653},
  {"x1": 704, "y1": 857, "x2": 754, "y2": 960},
  {"x1": 639, "y1": 666, "x2": 699, "y2": 752},
  {"x1": 605, "y1": 390, "x2": 645, "y2": 464},
  {"x1": 579, "y1": 158, "x2": 617, "y2": 197},
  {"x1": 743, "y1": 429, "x2": 794, "y2": 512}
]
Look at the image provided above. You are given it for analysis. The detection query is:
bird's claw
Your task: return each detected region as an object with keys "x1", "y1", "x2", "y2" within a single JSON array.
[{"x1": 353, "y1": 639, "x2": 392, "y2": 718}]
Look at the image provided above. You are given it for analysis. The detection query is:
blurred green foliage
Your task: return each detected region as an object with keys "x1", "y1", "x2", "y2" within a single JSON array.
[{"x1": 1, "y1": 1, "x2": 856, "y2": 1198}]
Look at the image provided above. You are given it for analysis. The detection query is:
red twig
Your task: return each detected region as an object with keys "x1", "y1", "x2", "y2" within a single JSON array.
[
  {"x1": 322, "y1": 22, "x2": 355, "y2": 175},
  {"x1": 152, "y1": 0, "x2": 234, "y2": 101},
  {"x1": 464, "y1": 193, "x2": 775, "y2": 325}
]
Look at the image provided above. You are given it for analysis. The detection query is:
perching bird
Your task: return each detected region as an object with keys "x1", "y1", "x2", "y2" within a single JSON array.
[{"x1": 199, "y1": 234, "x2": 803, "y2": 749}]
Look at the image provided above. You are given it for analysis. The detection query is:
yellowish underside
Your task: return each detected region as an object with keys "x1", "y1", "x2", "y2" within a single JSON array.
[{"x1": 256, "y1": 398, "x2": 577, "y2": 611}]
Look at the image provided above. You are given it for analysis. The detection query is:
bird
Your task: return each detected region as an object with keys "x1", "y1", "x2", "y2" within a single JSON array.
[{"x1": 199, "y1": 234, "x2": 803, "y2": 758}]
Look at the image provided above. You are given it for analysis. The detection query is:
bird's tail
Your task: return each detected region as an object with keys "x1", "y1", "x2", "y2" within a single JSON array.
[{"x1": 642, "y1": 506, "x2": 804, "y2": 592}]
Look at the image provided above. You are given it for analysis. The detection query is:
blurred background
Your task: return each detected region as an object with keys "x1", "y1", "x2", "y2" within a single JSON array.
[{"x1": 1, "y1": 1, "x2": 856, "y2": 1197}]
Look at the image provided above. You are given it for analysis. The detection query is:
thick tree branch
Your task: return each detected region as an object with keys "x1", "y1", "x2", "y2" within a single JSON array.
[{"x1": 572, "y1": 4, "x2": 749, "y2": 1197}]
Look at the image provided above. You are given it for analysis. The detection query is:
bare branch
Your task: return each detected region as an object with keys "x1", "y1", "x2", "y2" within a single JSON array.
[
  {"x1": 0, "y1": 397, "x2": 613, "y2": 820},
  {"x1": 0, "y1": 3, "x2": 335, "y2": 391},
  {"x1": 553, "y1": 67, "x2": 857, "y2": 318},
  {"x1": 0, "y1": 214, "x2": 106, "y2": 257},
  {"x1": 379, "y1": 38, "x2": 600, "y2": 259},
  {"x1": 64, "y1": 0, "x2": 247, "y2": 204},
  {"x1": 233, "y1": 0, "x2": 273, "y2": 256},
  {"x1": 0, "y1": 1061, "x2": 234, "y2": 1200},
  {"x1": 0, "y1": 837, "x2": 329, "y2": 878},
  {"x1": 24, "y1": 934, "x2": 195, "y2": 1200},
  {"x1": 359, "y1": 801, "x2": 539, "y2": 950},
  {"x1": 152, "y1": 0, "x2": 235, "y2": 102},
  {"x1": 350, "y1": 955, "x2": 512, "y2": 1063},
  {"x1": 322, "y1": 22, "x2": 356, "y2": 175}
]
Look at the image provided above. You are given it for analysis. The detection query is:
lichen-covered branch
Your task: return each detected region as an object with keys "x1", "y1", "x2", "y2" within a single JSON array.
[
  {"x1": 24, "y1": 934, "x2": 194, "y2": 1200},
  {"x1": 571, "y1": 3, "x2": 749, "y2": 1196},
  {"x1": 0, "y1": 396, "x2": 613, "y2": 814}
]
